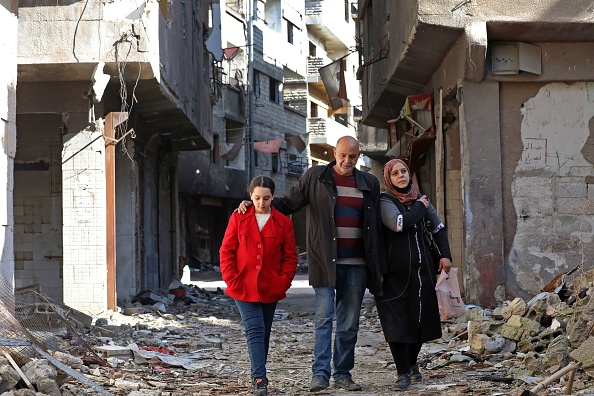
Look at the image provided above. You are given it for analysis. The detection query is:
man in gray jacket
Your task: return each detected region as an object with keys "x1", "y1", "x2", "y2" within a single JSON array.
[{"x1": 240, "y1": 136, "x2": 385, "y2": 392}]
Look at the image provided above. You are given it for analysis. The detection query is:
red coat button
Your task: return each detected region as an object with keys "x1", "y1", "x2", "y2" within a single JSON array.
[
  {"x1": 257, "y1": 244, "x2": 262, "y2": 249},
  {"x1": 256, "y1": 255, "x2": 261, "y2": 260},
  {"x1": 256, "y1": 265, "x2": 261, "y2": 270}
]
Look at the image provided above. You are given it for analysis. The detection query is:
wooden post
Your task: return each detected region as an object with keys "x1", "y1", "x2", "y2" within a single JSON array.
[
  {"x1": 104, "y1": 112, "x2": 128, "y2": 311},
  {"x1": 434, "y1": 87, "x2": 445, "y2": 221}
]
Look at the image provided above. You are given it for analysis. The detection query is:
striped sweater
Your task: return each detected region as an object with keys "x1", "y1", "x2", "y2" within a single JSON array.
[{"x1": 332, "y1": 168, "x2": 365, "y2": 265}]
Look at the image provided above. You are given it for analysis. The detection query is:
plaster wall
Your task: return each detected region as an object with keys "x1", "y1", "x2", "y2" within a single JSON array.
[
  {"x1": 17, "y1": 1, "x2": 153, "y2": 65},
  {"x1": 503, "y1": 82, "x2": 594, "y2": 296},
  {"x1": 0, "y1": 4, "x2": 17, "y2": 285}
]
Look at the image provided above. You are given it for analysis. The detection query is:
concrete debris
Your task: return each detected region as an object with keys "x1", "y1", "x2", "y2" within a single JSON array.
[
  {"x1": 2, "y1": 269, "x2": 594, "y2": 395},
  {"x1": 0, "y1": 359, "x2": 22, "y2": 392},
  {"x1": 36, "y1": 377, "x2": 61, "y2": 396},
  {"x1": 22, "y1": 360, "x2": 57, "y2": 385},
  {"x1": 50, "y1": 352, "x2": 83, "y2": 370}
]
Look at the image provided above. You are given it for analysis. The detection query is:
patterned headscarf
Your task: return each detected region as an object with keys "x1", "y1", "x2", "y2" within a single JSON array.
[{"x1": 383, "y1": 158, "x2": 418, "y2": 204}]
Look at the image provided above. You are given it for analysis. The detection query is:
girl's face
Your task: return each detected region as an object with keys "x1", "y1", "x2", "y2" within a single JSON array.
[
  {"x1": 250, "y1": 186, "x2": 273, "y2": 214},
  {"x1": 390, "y1": 162, "x2": 410, "y2": 188}
]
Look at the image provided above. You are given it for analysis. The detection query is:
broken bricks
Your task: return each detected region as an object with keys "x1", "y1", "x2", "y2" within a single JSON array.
[{"x1": 501, "y1": 297, "x2": 528, "y2": 319}]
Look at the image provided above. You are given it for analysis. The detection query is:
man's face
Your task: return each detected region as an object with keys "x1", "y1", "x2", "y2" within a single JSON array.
[{"x1": 333, "y1": 139, "x2": 359, "y2": 176}]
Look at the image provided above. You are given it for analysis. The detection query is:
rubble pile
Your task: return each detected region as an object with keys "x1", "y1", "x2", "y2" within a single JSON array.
[
  {"x1": 435, "y1": 268, "x2": 594, "y2": 395},
  {"x1": 1, "y1": 271, "x2": 594, "y2": 395}
]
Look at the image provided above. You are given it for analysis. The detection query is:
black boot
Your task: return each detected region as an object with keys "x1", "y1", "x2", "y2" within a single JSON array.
[
  {"x1": 394, "y1": 373, "x2": 411, "y2": 390},
  {"x1": 410, "y1": 363, "x2": 422, "y2": 382}
]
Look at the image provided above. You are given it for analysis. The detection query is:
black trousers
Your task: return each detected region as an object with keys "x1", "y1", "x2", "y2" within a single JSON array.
[{"x1": 388, "y1": 341, "x2": 422, "y2": 375}]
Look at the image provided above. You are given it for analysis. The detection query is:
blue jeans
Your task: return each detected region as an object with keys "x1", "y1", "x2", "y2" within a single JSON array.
[
  {"x1": 312, "y1": 265, "x2": 367, "y2": 381},
  {"x1": 235, "y1": 300, "x2": 278, "y2": 379}
]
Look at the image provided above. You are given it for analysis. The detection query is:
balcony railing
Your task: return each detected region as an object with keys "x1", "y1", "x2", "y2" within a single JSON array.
[{"x1": 285, "y1": 154, "x2": 307, "y2": 177}]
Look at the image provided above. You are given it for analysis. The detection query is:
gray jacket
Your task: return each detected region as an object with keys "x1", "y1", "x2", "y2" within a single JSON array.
[{"x1": 273, "y1": 161, "x2": 386, "y2": 295}]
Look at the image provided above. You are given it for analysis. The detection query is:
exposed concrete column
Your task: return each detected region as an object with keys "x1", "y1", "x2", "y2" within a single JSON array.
[
  {"x1": 459, "y1": 80, "x2": 505, "y2": 307},
  {"x1": 62, "y1": 123, "x2": 107, "y2": 315},
  {"x1": 115, "y1": 139, "x2": 138, "y2": 302},
  {"x1": 0, "y1": 5, "x2": 17, "y2": 285}
]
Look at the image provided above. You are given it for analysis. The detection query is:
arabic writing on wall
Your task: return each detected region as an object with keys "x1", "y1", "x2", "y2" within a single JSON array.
[{"x1": 519, "y1": 138, "x2": 547, "y2": 170}]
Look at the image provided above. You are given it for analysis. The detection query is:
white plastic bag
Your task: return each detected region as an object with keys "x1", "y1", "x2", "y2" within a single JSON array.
[{"x1": 435, "y1": 267, "x2": 466, "y2": 320}]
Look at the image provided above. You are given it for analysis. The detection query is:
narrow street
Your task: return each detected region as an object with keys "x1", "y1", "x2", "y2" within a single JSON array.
[
  {"x1": 61, "y1": 271, "x2": 588, "y2": 396},
  {"x1": 2, "y1": 268, "x2": 593, "y2": 395}
]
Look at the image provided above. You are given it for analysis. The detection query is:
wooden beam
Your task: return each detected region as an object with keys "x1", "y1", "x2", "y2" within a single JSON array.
[{"x1": 104, "y1": 112, "x2": 128, "y2": 311}]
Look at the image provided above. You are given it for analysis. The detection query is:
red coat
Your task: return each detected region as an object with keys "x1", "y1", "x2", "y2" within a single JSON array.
[{"x1": 219, "y1": 206, "x2": 297, "y2": 303}]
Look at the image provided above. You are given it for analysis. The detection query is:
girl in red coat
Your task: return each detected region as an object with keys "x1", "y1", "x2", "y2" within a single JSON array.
[{"x1": 219, "y1": 176, "x2": 298, "y2": 396}]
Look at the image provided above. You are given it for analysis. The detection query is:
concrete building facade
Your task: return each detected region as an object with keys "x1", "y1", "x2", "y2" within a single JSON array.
[
  {"x1": 15, "y1": 0, "x2": 213, "y2": 315},
  {"x1": 0, "y1": 0, "x2": 18, "y2": 289},
  {"x1": 358, "y1": 0, "x2": 594, "y2": 306},
  {"x1": 305, "y1": 0, "x2": 361, "y2": 165},
  {"x1": 178, "y1": 0, "x2": 310, "y2": 269}
]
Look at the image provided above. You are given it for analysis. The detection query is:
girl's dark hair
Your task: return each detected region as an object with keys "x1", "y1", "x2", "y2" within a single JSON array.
[{"x1": 248, "y1": 175, "x2": 275, "y2": 195}]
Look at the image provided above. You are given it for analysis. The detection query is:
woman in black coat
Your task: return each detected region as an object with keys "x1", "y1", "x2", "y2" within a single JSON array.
[{"x1": 376, "y1": 158, "x2": 452, "y2": 390}]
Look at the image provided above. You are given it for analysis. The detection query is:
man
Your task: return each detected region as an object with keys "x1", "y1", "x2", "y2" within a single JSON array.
[{"x1": 239, "y1": 136, "x2": 385, "y2": 392}]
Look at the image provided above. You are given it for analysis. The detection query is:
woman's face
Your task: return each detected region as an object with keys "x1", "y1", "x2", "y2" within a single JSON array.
[
  {"x1": 390, "y1": 162, "x2": 410, "y2": 189},
  {"x1": 250, "y1": 186, "x2": 273, "y2": 214}
]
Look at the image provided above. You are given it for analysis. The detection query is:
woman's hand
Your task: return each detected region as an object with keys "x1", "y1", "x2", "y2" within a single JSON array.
[
  {"x1": 439, "y1": 258, "x2": 452, "y2": 273},
  {"x1": 236, "y1": 200, "x2": 252, "y2": 214},
  {"x1": 417, "y1": 195, "x2": 429, "y2": 208}
]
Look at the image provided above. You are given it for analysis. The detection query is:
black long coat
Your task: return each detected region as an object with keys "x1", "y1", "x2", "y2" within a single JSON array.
[{"x1": 375, "y1": 192, "x2": 451, "y2": 343}]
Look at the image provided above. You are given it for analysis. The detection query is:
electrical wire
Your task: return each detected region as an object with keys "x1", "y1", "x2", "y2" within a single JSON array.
[
  {"x1": 72, "y1": 0, "x2": 90, "y2": 62},
  {"x1": 114, "y1": 36, "x2": 142, "y2": 161}
]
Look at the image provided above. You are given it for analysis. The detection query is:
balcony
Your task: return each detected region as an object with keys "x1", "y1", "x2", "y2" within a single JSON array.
[
  {"x1": 257, "y1": 20, "x2": 307, "y2": 77},
  {"x1": 305, "y1": 0, "x2": 354, "y2": 52},
  {"x1": 308, "y1": 117, "x2": 355, "y2": 148}
]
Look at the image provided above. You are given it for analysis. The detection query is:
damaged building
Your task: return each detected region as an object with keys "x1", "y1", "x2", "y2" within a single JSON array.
[
  {"x1": 178, "y1": 0, "x2": 310, "y2": 270},
  {"x1": 13, "y1": 0, "x2": 215, "y2": 316},
  {"x1": 177, "y1": 0, "x2": 379, "y2": 270},
  {"x1": 357, "y1": 0, "x2": 594, "y2": 307}
]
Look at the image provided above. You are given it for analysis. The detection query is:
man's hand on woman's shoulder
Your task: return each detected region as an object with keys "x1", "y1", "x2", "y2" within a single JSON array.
[{"x1": 236, "y1": 200, "x2": 252, "y2": 214}]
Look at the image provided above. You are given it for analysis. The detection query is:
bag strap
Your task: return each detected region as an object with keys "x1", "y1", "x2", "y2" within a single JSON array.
[{"x1": 422, "y1": 218, "x2": 442, "y2": 257}]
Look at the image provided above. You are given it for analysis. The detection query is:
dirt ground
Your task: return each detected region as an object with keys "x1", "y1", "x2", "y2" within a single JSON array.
[{"x1": 178, "y1": 275, "x2": 592, "y2": 396}]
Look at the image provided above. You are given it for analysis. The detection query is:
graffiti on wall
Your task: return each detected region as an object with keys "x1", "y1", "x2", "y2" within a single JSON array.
[{"x1": 519, "y1": 138, "x2": 547, "y2": 170}]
